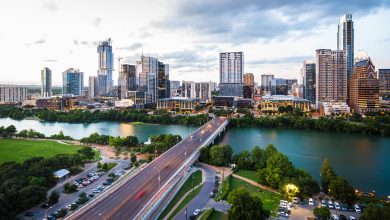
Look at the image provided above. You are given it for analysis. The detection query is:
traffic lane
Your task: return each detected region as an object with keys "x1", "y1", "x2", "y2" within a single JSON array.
[
  {"x1": 174, "y1": 164, "x2": 216, "y2": 220},
  {"x1": 77, "y1": 119, "x2": 225, "y2": 219}
]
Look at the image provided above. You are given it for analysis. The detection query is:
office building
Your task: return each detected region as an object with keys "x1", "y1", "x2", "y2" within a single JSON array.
[
  {"x1": 219, "y1": 52, "x2": 244, "y2": 96},
  {"x1": 158, "y1": 62, "x2": 170, "y2": 99},
  {"x1": 286, "y1": 79, "x2": 298, "y2": 94},
  {"x1": 41, "y1": 67, "x2": 52, "y2": 97},
  {"x1": 270, "y1": 78, "x2": 288, "y2": 95},
  {"x1": 127, "y1": 91, "x2": 150, "y2": 109},
  {"x1": 97, "y1": 38, "x2": 114, "y2": 96},
  {"x1": 318, "y1": 102, "x2": 350, "y2": 116},
  {"x1": 337, "y1": 14, "x2": 354, "y2": 102},
  {"x1": 301, "y1": 61, "x2": 316, "y2": 103},
  {"x1": 261, "y1": 74, "x2": 274, "y2": 93},
  {"x1": 243, "y1": 73, "x2": 254, "y2": 99},
  {"x1": 118, "y1": 64, "x2": 136, "y2": 99},
  {"x1": 379, "y1": 69, "x2": 390, "y2": 100},
  {"x1": 170, "y1": 80, "x2": 181, "y2": 97},
  {"x1": 62, "y1": 68, "x2": 84, "y2": 96},
  {"x1": 182, "y1": 81, "x2": 195, "y2": 98},
  {"x1": 243, "y1": 73, "x2": 254, "y2": 86},
  {"x1": 315, "y1": 49, "x2": 347, "y2": 103},
  {"x1": 89, "y1": 76, "x2": 98, "y2": 98},
  {"x1": 259, "y1": 95, "x2": 310, "y2": 114},
  {"x1": 292, "y1": 83, "x2": 304, "y2": 98},
  {"x1": 136, "y1": 56, "x2": 158, "y2": 103},
  {"x1": 0, "y1": 85, "x2": 28, "y2": 103},
  {"x1": 181, "y1": 81, "x2": 212, "y2": 100},
  {"x1": 349, "y1": 58, "x2": 380, "y2": 114},
  {"x1": 157, "y1": 97, "x2": 200, "y2": 111}
]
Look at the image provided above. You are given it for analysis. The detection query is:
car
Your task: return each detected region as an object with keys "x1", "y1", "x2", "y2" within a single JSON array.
[
  {"x1": 309, "y1": 198, "x2": 314, "y2": 206},
  {"x1": 334, "y1": 201, "x2": 341, "y2": 210},
  {"x1": 209, "y1": 192, "x2": 214, "y2": 198},
  {"x1": 339, "y1": 215, "x2": 347, "y2": 220},
  {"x1": 321, "y1": 200, "x2": 327, "y2": 207},
  {"x1": 331, "y1": 214, "x2": 339, "y2": 220},
  {"x1": 41, "y1": 203, "x2": 49, "y2": 209},
  {"x1": 293, "y1": 197, "x2": 299, "y2": 204},
  {"x1": 93, "y1": 189, "x2": 101, "y2": 193},
  {"x1": 24, "y1": 212, "x2": 34, "y2": 217},
  {"x1": 328, "y1": 200, "x2": 335, "y2": 209},
  {"x1": 193, "y1": 209, "x2": 201, "y2": 216},
  {"x1": 66, "y1": 204, "x2": 72, "y2": 209},
  {"x1": 134, "y1": 191, "x2": 145, "y2": 200},
  {"x1": 341, "y1": 204, "x2": 348, "y2": 211},
  {"x1": 88, "y1": 193, "x2": 95, "y2": 198},
  {"x1": 354, "y1": 204, "x2": 361, "y2": 213},
  {"x1": 348, "y1": 216, "x2": 356, "y2": 220},
  {"x1": 278, "y1": 211, "x2": 289, "y2": 217}
]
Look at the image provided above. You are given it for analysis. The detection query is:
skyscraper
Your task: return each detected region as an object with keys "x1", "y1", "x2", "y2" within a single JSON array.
[
  {"x1": 118, "y1": 64, "x2": 136, "y2": 99},
  {"x1": 97, "y1": 38, "x2": 114, "y2": 96},
  {"x1": 158, "y1": 62, "x2": 170, "y2": 99},
  {"x1": 315, "y1": 49, "x2": 347, "y2": 103},
  {"x1": 62, "y1": 68, "x2": 84, "y2": 96},
  {"x1": 89, "y1": 76, "x2": 98, "y2": 98},
  {"x1": 243, "y1": 73, "x2": 254, "y2": 99},
  {"x1": 270, "y1": 78, "x2": 288, "y2": 95},
  {"x1": 181, "y1": 81, "x2": 195, "y2": 98},
  {"x1": 301, "y1": 61, "x2": 316, "y2": 103},
  {"x1": 136, "y1": 56, "x2": 158, "y2": 103},
  {"x1": 243, "y1": 73, "x2": 254, "y2": 86},
  {"x1": 219, "y1": 52, "x2": 243, "y2": 96},
  {"x1": 349, "y1": 57, "x2": 379, "y2": 113},
  {"x1": 170, "y1": 80, "x2": 181, "y2": 97},
  {"x1": 41, "y1": 67, "x2": 52, "y2": 97},
  {"x1": 261, "y1": 74, "x2": 274, "y2": 93},
  {"x1": 379, "y1": 69, "x2": 390, "y2": 100},
  {"x1": 337, "y1": 14, "x2": 354, "y2": 103}
]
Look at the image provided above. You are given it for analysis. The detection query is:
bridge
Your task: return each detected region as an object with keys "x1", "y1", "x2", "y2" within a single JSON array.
[{"x1": 67, "y1": 117, "x2": 228, "y2": 220}]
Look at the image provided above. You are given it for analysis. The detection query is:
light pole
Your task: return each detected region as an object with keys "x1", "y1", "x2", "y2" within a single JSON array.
[{"x1": 153, "y1": 166, "x2": 161, "y2": 189}]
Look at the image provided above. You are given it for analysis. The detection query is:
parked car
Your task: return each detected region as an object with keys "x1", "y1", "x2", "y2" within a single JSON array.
[
  {"x1": 331, "y1": 214, "x2": 339, "y2": 220},
  {"x1": 278, "y1": 211, "x2": 289, "y2": 218},
  {"x1": 293, "y1": 197, "x2": 299, "y2": 204},
  {"x1": 321, "y1": 200, "x2": 327, "y2": 207},
  {"x1": 308, "y1": 198, "x2": 314, "y2": 206},
  {"x1": 348, "y1": 216, "x2": 356, "y2": 220},
  {"x1": 209, "y1": 192, "x2": 215, "y2": 198},
  {"x1": 335, "y1": 201, "x2": 341, "y2": 210},
  {"x1": 41, "y1": 203, "x2": 49, "y2": 209},
  {"x1": 193, "y1": 209, "x2": 201, "y2": 216},
  {"x1": 341, "y1": 204, "x2": 348, "y2": 211},
  {"x1": 328, "y1": 200, "x2": 335, "y2": 209},
  {"x1": 354, "y1": 204, "x2": 361, "y2": 213}
]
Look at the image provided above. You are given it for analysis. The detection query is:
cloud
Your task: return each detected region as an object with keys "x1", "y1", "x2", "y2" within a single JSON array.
[
  {"x1": 43, "y1": 59, "x2": 57, "y2": 62},
  {"x1": 73, "y1": 39, "x2": 98, "y2": 47},
  {"x1": 155, "y1": 0, "x2": 389, "y2": 44},
  {"x1": 25, "y1": 38, "x2": 46, "y2": 46},
  {"x1": 93, "y1": 17, "x2": 101, "y2": 27},
  {"x1": 42, "y1": 1, "x2": 58, "y2": 11},
  {"x1": 117, "y1": 43, "x2": 143, "y2": 51},
  {"x1": 247, "y1": 55, "x2": 313, "y2": 65}
]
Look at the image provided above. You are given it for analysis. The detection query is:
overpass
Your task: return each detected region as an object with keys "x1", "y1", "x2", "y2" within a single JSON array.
[{"x1": 68, "y1": 117, "x2": 228, "y2": 220}]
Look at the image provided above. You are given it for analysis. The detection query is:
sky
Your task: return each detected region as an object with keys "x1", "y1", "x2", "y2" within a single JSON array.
[{"x1": 0, "y1": 0, "x2": 389, "y2": 86}]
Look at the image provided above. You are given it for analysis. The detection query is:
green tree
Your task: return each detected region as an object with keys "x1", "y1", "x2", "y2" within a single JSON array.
[
  {"x1": 320, "y1": 158, "x2": 336, "y2": 193},
  {"x1": 77, "y1": 147, "x2": 95, "y2": 161},
  {"x1": 227, "y1": 188, "x2": 270, "y2": 220},
  {"x1": 130, "y1": 152, "x2": 137, "y2": 163},
  {"x1": 109, "y1": 136, "x2": 124, "y2": 152},
  {"x1": 48, "y1": 190, "x2": 60, "y2": 205},
  {"x1": 209, "y1": 144, "x2": 233, "y2": 166},
  {"x1": 235, "y1": 150, "x2": 252, "y2": 169},
  {"x1": 328, "y1": 176, "x2": 356, "y2": 204},
  {"x1": 199, "y1": 147, "x2": 210, "y2": 163},
  {"x1": 250, "y1": 146, "x2": 266, "y2": 169},
  {"x1": 313, "y1": 207, "x2": 331, "y2": 220},
  {"x1": 102, "y1": 162, "x2": 108, "y2": 171},
  {"x1": 360, "y1": 204, "x2": 390, "y2": 220}
]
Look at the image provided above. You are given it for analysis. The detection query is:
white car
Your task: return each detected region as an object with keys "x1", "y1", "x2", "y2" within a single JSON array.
[
  {"x1": 280, "y1": 200, "x2": 288, "y2": 205},
  {"x1": 66, "y1": 204, "x2": 72, "y2": 210},
  {"x1": 354, "y1": 204, "x2": 361, "y2": 213},
  {"x1": 309, "y1": 198, "x2": 314, "y2": 206},
  {"x1": 334, "y1": 201, "x2": 341, "y2": 210},
  {"x1": 321, "y1": 200, "x2": 327, "y2": 207},
  {"x1": 328, "y1": 200, "x2": 334, "y2": 209},
  {"x1": 279, "y1": 211, "x2": 289, "y2": 218},
  {"x1": 331, "y1": 214, "x2": 339, "y2": 220},
  {"x1": 193, "y1": 209, "x2": 201, "y2": 216},
  {"x1": 349, "y1": 216, "x2": 356, "y2": 220},
  {"x1": 293, "y1": 197, "x2": 299, "y2": 204}
]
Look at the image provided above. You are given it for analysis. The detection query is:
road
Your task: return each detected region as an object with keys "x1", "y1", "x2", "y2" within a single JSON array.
[
  {"x1": 74, "y1": 117, "x2": 227, "y2": 220},
  {"x1": 173, "y1": 163, "x2": 216, "y2": 220}
]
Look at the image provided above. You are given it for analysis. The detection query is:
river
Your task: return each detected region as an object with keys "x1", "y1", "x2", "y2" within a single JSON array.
[{"x1": 1, "y1": 118, "x2": 389, "y2": 196}]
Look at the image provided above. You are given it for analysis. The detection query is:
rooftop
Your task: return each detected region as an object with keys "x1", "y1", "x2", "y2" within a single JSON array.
[
  {"x1": 53, "y1": 169, "x2": 70, "y2": 178},
  {"x1": 262, "y1": 95, "x2": 309, "y2": 102}
]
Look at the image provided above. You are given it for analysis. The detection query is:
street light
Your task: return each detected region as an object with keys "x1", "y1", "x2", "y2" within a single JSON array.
[{"x1": 153, "y1": 166, "x2": 161, "y2": 189}]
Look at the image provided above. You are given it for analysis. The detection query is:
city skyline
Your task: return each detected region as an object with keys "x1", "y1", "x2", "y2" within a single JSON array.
[{"x1": 0, "y1": 0, "x2": 389, "y2": 86}]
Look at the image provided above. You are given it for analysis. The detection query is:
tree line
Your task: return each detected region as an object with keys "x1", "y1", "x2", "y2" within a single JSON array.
[
  {"x1": 0, "y1": 125, "x2": 74, "y2": 140},
  {"x1": 0, "y1": 106, "x2": 209, "y2": 125}
]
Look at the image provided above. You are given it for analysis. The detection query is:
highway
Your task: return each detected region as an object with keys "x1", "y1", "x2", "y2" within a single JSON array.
[{"x1": 74, "y1": 117, "x2": 227, "y2": 220}]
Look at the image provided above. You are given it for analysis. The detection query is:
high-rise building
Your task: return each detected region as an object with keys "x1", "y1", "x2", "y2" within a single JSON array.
[
  {"x1": 270, "y1": 78, "x2": 288, "y2": 95},
  {"x1": 315, "y1": 49, "x2": 347, "y2": 103},
  {"x1": 219, "y1": 52, "x2": 244, "y2": 96},
  {"x1": 41, "y1": 67, "x2": 52, "y2": 97},
  {"x1": 182, "y1": 81, "x2": 195, "y2": 98},
  {"x1": 97, "y1": 38, "x2": 114, "y2": 96},
  {"x1": 62, "y1": 68, "x2": 84, "y2": 96},
  {"x1": 118, "y1": 64, "x2": 136, "y2": 100},
  {"x1": 158, "y1": 62, "x2": 170, "y2": 99},
  {"x1": 136, "y1": 56, "x2": 158, "y2": 103},
  {"x1": 301, "y1": 61, "x2": 316, "y2": 103},
  {"x1": 89, "y1": 76, "x2": 98, "y2": 98},
  {"x1": 337, "y1": 14, "x2": 354, "y2": 103},
  {"x1": 243, "y1": 73, "x2": 254, "y2": 86},
  {"x1": 379, "y1": 69, "x2": 390, "y2": 100},
  {"x1": 261, "y1": 74, "x2": 274, "y2": 93},
  {"x1": 243, "y1": 73, "x2": 254, "y2": 99},
  {"x1": 349, "y1": 58, "x2": 379, "y2": 113},
  {"x1": 170, "y1": 80, "x2": 181, "y2": 97},
  {"x1": 0, "y1": 85, "x2": 28, "y2": 103},
  {"x1": 181, "y1": 81, "x2": 212, "y2": 100},
  {"x1": 286, "y1": 79, "x2": 298, "y2": 94}
]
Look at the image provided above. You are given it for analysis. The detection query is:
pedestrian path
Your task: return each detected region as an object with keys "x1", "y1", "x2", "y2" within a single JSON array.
[{"x1": 232, "y1": 174, "x2": 280, "y2": 194}]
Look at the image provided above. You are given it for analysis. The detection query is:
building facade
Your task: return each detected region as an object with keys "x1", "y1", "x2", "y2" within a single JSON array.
[
  {"x1": 88, "y1": 76, "x2": 98, "y2": 98},
  {"x1": 270, "y1": 78, "x2": 288, "y2": 95},
  {"x1": 315, "y1": 49, "x2": 347, "y2": 104},
  {"x1": 136, "y1": 56, "x2": 158, "y2": 103},
  {"x1": 170, "y1": 80, "x2": 181, "y2": 97},
  {"x1": 157, "y1": 97, "x2": 199, "y2": 111},
  {"x1": 0, "y1": 85, "x2": 28, "y2": 103},
  {"x1": 158, "y1": 62, "x2": 170, "y2": 99},
  {"x1": 259, "y1": 95, "x2": 311, "y2": 114},
  {"x1": 62, "y1": 68, "x2": 84, "y2": 96},
  {"x1": 118, "y1": 64, "x2": 136, "y2": 100},
  {"x1": 261, "y1": 74, "x2": 274, "y2": 94},
  {"x1": 349, "y1": 58, "x2": 380, "y2": 114},
  {"x1": 97, "y1": 39, "x2": 114, "y2": 96},
  {"x1": 301, "y1": 61, "x2": 316, "y2": 103},
  {"x1": 219, "y1": 52, "x2": 243, "y2": 96},
  {"x1": 318, "y1": 102, "x2": 350, "y2": 116},
  {"x1": 337, "y1": 14, "x2": 354, "y2": 102},
  {"x1": 41, "y1": 67, "x2": 52, "y2": 97},
  {"x1": 379, "y1": 69, "x2": 390, "y2": 100}
]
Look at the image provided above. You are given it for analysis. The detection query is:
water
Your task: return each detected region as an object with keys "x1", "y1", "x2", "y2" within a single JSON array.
[
  {"x1": 0, "y1": 118, "x2": 194, "y2": 142},
  {"x1": 219, "y1": 127, "x2": 390, "y2": 197},
  {"x1": 1, "y1": 118, "x2": 389, "y2": 196}
]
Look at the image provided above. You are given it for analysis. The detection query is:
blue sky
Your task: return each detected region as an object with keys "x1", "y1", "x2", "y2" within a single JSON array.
[{"x1": 0, "y1": 0, "x2": 389, "y2": 85}]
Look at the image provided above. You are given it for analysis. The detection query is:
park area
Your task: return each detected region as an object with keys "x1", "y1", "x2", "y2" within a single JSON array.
[{"x1": 0, "y1": 138, "x2": 82, "y2": 163}]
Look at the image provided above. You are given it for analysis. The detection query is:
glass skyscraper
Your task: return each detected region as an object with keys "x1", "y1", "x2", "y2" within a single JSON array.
[
  {"x1": 62, "y1": 68, "x2": 84, "y2": 96},
  {"x1": 219, "y1": 52, "x2": 244, "y2": 96},
  {"x1": 41, "y1": 67, "x2": 52, "y2": 97},
  {"x1": 302, "y1": 61, "x2": 316, "y2": 104},
  {"x1": 97, "y1": 38, "x2": 114, "y2": 96}
]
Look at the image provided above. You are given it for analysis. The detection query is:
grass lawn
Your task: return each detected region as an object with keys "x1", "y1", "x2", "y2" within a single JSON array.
[
  {"x1": 0, "y1": 139, "x2": 82, "y2": 163},
  {"x1": 169, "y1": 184, "x2": 203, "y2": 220},
  {"x1": 235, "y1": 169, "x2": 257, "y2": 182},
  {"x1": 158, "y1": 170, "x2": 202, "y2": 220},
  {"x1": 228, "y1": 177, "x2": 281, "y2": 211},
  {"x1": 208, "y1": 210, "x2": 228, "y2": 220}
]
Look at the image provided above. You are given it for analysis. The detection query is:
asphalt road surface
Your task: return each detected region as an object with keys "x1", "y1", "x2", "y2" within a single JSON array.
[{"x1": 75, "y1": 117, "x2": 227, "y2": 220}]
